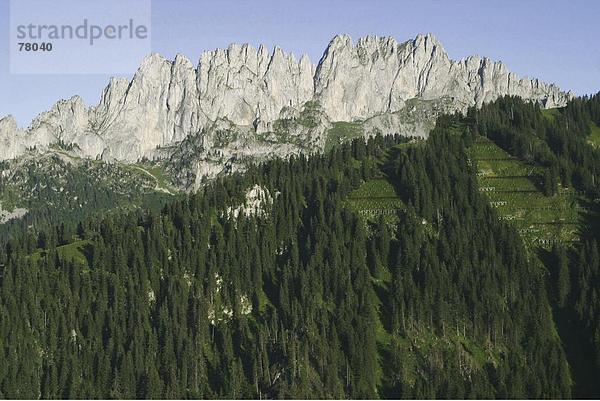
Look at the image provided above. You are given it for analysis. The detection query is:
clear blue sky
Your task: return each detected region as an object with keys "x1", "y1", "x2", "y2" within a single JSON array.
[{"x1": 1, "y1": 0, "x2": 599, "y2": 126}]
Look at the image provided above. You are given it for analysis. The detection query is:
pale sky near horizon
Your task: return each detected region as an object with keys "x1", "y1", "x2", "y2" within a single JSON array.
[{"x1": 1, "y1": 0, "x2": 599, "y2": 126}]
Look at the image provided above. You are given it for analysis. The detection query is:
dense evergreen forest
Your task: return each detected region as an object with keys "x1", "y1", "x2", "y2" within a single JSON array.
[
  {"x1": 466, "y1": 94, "x2": 600, "y2": 398},
  {"x1": 1, "y1": 94, "x2": 599, "y2": 398}
]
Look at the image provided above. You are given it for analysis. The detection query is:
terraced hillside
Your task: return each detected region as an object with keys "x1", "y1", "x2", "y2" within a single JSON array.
[
  {"x1": 346, "y1": 178, "x2": 405, "y2": 223},
  {"x1": 344, "y1": 143, "x2": 413, "y2": 225},
  {"x1": 469, "y1": 136, "x2": 581, "y2": 248}
]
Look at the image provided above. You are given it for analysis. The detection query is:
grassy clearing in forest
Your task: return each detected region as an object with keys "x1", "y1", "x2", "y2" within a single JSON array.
[
  {"x1": 588, "y1": 122, "x2": 600, "y2": 148},
  {"x1": 541, "y1": 107, "x2": 561, "y2": 122},
  {"x1": 30, "y1": 239, "x2": 92, "y2": 266},
  {"x1": 326, "y1": 121, "x2": 364, "y2": 151},
  {"x1": 345, "y1": 178, "x2": 405, "y2": 225},
  {"x1": 469, "y1": 136, "x2": 581, "y2": 248}
]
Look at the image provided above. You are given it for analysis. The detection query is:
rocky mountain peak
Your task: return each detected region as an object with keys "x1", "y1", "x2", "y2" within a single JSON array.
[
  {"x1": 327, "y1": 34, "x2": 353, "y2": 50},
  {"x1": 0, "y1": 115, "x2": 18, "y2": 131},
  {"x1": 139, "y1": 53, "x2": 170, "y2": 69},
  {"x1": 412, "y1": 32, "x2": 442, "y2": 48}
]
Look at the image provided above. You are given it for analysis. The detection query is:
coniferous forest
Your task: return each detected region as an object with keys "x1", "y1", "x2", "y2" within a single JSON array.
[{"x1": 1, "y1": 95, "x2": 600, "y2": 398}]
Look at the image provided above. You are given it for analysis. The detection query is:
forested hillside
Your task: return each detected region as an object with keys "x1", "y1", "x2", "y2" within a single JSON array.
[
  {"x1": 0, "y1": 151, "x2": 176, "y2": 245},
  {"x1": 465, "y1": 94, "x2": 600, "y2": 398},
  {"x1": 1, "y1": 101, "x2": 587, "y2": 398}
]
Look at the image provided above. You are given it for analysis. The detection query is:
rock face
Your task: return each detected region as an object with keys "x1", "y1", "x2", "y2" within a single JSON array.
[
  {"x1": 0, "y1": 116, "x2": 26, "y2": 160},
  {"x1": 92, "y1": 54, "x2": 202, "y2": 160},
  {"x1": 314, "y1": 34, "x2": 570, "y2": 120},
  {"x1": 198, "y1": 44, "x2": 315, "y2": 126},
  {"x1": 0, "y1": 33, "x2": 572, "y2": 163}
]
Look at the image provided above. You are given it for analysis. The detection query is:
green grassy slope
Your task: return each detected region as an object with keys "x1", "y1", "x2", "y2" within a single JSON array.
[
  {"x1": 345, "y1": 178, "x2": 405, "y2": 224},
  {"x1": 326, "y1": 121, "x2": 364, "y2": 151},
  {"x1": 541, "y1": 107, "x2": 561, "y2": 122},
  {"x1": 468, "y1": 136, "x2": 580, "y2": 248},
  {"x1": 30, "y1": 238, "x2": 91, "y2": 265},
  {"x1": 588, "y1": 122, "x2": 600, "y2": 148}
]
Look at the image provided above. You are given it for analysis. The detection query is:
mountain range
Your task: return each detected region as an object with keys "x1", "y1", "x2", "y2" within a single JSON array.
[{"x1": 0, "y1": 33, "x2": 571, "y2": 188}]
